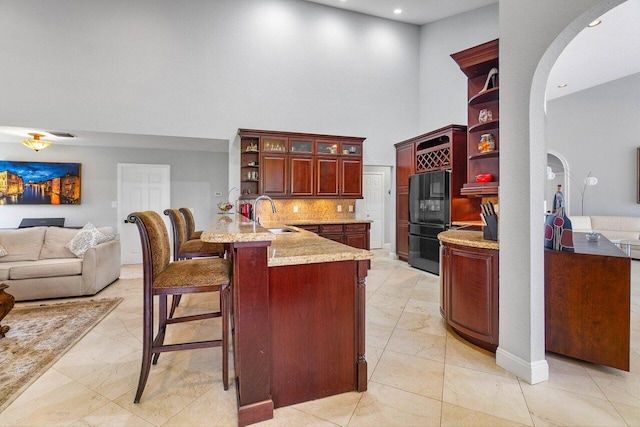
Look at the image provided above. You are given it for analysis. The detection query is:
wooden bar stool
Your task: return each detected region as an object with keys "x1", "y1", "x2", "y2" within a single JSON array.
[
  {"x1": 179, "y1": 207, "x2": 203, "y2": 240},
  {"x1": 127, "y1": 211, "x2": 230, "y2": 403},
  {"x1": 164, "y1": 208, "x2": 226, "y2": 317}
]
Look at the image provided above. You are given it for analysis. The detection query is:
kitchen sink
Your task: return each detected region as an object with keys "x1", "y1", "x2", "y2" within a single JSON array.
[{"x1": 268, "y1": 227, "x2": 298, "y2": 234}]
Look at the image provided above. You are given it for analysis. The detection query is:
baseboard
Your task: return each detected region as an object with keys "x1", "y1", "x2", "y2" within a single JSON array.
[{"x1": 496, "y1": 347, "x2": 548, "y2": 384}]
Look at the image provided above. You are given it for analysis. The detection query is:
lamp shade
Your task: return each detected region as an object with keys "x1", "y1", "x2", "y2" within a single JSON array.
[
  {"x1": 21, "y1": 133, "x2": 52, "y2": 152},
  {"x1": 584, "y1": 176, "x2": 598, "y2": 186}
]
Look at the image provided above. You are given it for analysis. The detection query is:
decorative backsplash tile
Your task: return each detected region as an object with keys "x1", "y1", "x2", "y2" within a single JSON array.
[{"x1": 252, "y1": 199, "x2": 357, "y2": 222}]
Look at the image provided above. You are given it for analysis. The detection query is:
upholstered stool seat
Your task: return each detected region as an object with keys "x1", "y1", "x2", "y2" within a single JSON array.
[
  {"x1": 178, "y1": 239, "x2": 225, "y2": 260},
  {"x1": 154, "y1": 258, "x2": 230, "y2": 291}
]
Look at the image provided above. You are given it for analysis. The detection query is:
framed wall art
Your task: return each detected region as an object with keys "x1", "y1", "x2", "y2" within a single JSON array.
[{"x1": 0, "y1": 161, "x2": 81, "y2": 205}]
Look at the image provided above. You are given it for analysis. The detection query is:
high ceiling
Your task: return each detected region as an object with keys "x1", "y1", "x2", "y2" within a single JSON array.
[
  {"x1": 2, "y1": 1, "x2": 638, "y2": 148},
  {"x1": 303, "y1": 0, "x2": 497, "y2": 25}
]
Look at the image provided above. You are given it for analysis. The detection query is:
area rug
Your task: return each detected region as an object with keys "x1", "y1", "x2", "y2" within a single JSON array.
[{"x1": 0, "y1": 297, "x2": 123, "y2": 413}]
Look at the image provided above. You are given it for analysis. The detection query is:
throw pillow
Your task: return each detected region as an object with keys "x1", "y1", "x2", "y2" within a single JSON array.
[
  {"x1": 0, "y1": 243, "x2": 8, "y2": 258},
  {"x1": 66, "y1": 223, "x2": 111, "y2": 258}
]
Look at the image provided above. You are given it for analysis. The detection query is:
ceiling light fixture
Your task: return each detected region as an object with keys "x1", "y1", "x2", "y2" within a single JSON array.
[
  {"x1": 394, "y1": 9, "x2": 402, "y2": 14},
  {"x1": 21, "y1": 133, "x2": 53, "y2": 152},
  {"x1": 557, "y1": 83, "x2": 568, "y2": 88},
  {"x1": 588, "y1": 19, "x2": 602, "y2": 27}
]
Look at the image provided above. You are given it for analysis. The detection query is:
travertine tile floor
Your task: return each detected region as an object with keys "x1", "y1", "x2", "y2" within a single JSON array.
[{"x1": 1, "y1": 250, "x2": 640, "y2": 426}]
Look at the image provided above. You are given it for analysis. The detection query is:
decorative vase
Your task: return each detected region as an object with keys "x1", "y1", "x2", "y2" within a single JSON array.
[{"x1": 0, "y1": 284, "x2": 15, "y2": 338}]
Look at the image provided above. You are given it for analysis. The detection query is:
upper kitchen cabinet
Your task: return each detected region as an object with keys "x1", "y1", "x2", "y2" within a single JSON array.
[
  {"x1": 451, "y1": 39, "x2": 500, "y2": 196},
  {"x1": 238, "y1": 129, "x2": 365, "y2": 199}
]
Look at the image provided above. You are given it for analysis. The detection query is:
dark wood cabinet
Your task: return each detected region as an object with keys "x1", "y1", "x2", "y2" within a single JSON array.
[
  {"x1": 260, "y1": 153, "x2": 287, "y2": 196},
  {"x1": 451, "y1": 39, "x2": 500, "y2": 196},
  {"x1": 344, "y1": 224, "x2": 368, "y2": 249},
  {"x1": 394, "y1": 142, "x2": 414, "y2": 261},
  {"x1": 289, "y1": 156, "x2": 314, "y2": 196},
  {"x1": 291, "y1": 222, "x2": 370, "y2": 250},
  {"x1": 239, "y1": 129, "x2": 364, "y2": 199},
  {"x1": 394, "y1": 125, "x2": 477, "y2": 261},
  {"x1": 341, "y1": 158, "x2": 362, "y2": 197},
  {"x1": 441, "y1": 238, "x2": 499, "y2": 352},
  {"x1": 316, "y1": 157, "x2": 340, "y2": 196}
]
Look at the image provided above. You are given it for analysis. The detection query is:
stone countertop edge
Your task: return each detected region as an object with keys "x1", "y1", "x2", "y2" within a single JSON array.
[
  {"x1": 438, "y1": 229, "x2": 499, "y2": 250},
  {"x1": 201, "y1": 214, "x2": 374, "y2": 266}
]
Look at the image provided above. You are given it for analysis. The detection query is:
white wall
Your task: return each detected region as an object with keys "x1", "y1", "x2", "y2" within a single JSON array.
[
  {"x1": 0, "y1": 142, "x2": 228, "y2": 230},
  {"x1": 418, "y1": 4, "x2": 499, "y2": 131},
  {"x1": 498, "y1": 0, "x2": 622, "y2": 383},
  {"x1": 0, "y1": 0, "x2": 420, "y2": 168},
  {"x1": 547, "y1": 72, "x2": 640, "y2": 216}
]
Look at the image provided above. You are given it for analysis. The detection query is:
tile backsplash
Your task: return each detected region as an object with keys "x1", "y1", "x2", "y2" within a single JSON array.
[{"x1": 250, "y1": 199, "x2": 357, "y2": 222}]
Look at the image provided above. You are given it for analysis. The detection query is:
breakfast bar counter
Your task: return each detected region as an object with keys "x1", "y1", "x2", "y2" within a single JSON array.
[{"x1": 202, "y1": 214, "x2": 373, "y2": 426}]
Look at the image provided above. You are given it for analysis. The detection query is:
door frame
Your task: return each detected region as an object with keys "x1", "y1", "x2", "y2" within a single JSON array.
[
  {"x1": 117, "y1": 163, "x2": 171, "y2": 264},
  {"x1": 362, "y1": 171, "x2": 385, "y2": 249}
]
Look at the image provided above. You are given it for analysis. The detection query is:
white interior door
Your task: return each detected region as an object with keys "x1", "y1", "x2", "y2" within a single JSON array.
[
  {"x1": 363, "y1": 172, "x2": 384, "y2": 249},
  {"x1": 117, "y1": 163, "x2": 171, "y2": 264}
]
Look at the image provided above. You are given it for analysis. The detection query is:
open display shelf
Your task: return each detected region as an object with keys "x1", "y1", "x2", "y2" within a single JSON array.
[{"x1": 451, "y1": 39, "x2": 500, "y2": 197}]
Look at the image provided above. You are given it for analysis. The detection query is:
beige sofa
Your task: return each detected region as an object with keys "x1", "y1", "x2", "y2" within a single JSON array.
[
  {"x1": 0, "y1": 226, "x2": 121, "y2": 301},
  {"x1": 570, "y1": 215, "x2": 640, "y2": 259}
]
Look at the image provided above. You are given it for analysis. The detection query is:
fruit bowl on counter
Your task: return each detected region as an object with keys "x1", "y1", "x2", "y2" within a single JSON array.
[
  {"x1": 217, "y1": 201, "x2": 234, "y2": 212},
  {"x1": 475, "y1": 173, "x2": 493, "y2": 183}
]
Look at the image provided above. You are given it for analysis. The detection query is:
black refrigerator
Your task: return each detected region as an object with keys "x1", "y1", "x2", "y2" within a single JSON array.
[{"x1": 408, "y1": 170, "x2": 450, "y2": 274}]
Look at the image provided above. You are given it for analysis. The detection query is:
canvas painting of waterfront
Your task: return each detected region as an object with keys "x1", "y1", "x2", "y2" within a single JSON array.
[{"x1": 0, "y1": 161, "x2": 81, "y2": 205}]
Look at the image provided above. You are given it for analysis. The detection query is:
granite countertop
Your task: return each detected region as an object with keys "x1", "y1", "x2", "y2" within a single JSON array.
[
  {"x1": 201, "y1": 214, "x2": 374, "y2": 267},
  {"x1": 438, "y1": 229, "x2": 499, "y2": 250}
]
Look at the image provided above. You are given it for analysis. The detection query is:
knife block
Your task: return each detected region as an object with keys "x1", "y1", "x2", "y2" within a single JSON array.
[{"x1": 483, "y1": 215, "x2": 498, "y2": 241}]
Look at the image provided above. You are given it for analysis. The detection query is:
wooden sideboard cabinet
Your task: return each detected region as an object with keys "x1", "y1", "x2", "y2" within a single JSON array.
[
  {"x1": 545, "y1": 233, "x2": 630, "y2": 371},
  {"x1": 238, "y1": 129, "x2": 365, "y2": 199}
]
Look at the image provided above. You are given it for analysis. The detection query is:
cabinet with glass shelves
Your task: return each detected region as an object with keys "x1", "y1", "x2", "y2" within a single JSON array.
[{"x1": 238, "y1": 129, "x2": 365, "y2": 199}]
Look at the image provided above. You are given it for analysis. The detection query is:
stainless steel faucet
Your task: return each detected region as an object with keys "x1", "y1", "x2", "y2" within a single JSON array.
[{"x1": 253, "y1": 195, "x2": 277, "y2": 227}]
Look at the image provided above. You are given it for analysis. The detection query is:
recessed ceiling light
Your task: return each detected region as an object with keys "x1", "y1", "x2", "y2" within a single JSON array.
[
  {"x1": 394, "y1": 9, "x2": 402, "y2": 14},
  {"x1": 557, "y1": 83, "x2": 568, "y2": 88},
  {"x1": 588, "y1": 19, "x2": 602, "y2": 27}
]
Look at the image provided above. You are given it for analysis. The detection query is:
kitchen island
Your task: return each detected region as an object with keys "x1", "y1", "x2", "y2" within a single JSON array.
[{"x1": 201, "y1": 214, "x2": 373, "y2": 426}]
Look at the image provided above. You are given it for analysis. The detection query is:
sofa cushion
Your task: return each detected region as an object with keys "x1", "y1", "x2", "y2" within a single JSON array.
[
  {"x1": 67, "y1": 223, "x2": 111, "y2": 258},
  {"x1": 0, "y1": 227, "x2": 46, "y2": 263},
  {"x1": 590, "y1": 216, "x2": 640, "y2": 238},
  {"x1": 40, "y1": 227, "x2": 78, "y2": 259},
  {"x1": 8, "y1": 258, "x2": 83, "y2": 280},
  {"x1": 0, "y1": 260, "x2": 50, "y2": 281},
  {"x1": 568, "y1": 216, "x2": 592, "y2": 232}
]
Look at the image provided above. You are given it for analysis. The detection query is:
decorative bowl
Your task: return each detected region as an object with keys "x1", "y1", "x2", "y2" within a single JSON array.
[
  {"x1": 475, "y1": 173, "x2": 493, "y2": 183},
  {"x1": 586, "y1": 232, "x2": 600, "y2": 242},
  {"x1": 217, "y1": 201, "x2": 233, "y2": 212}
]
